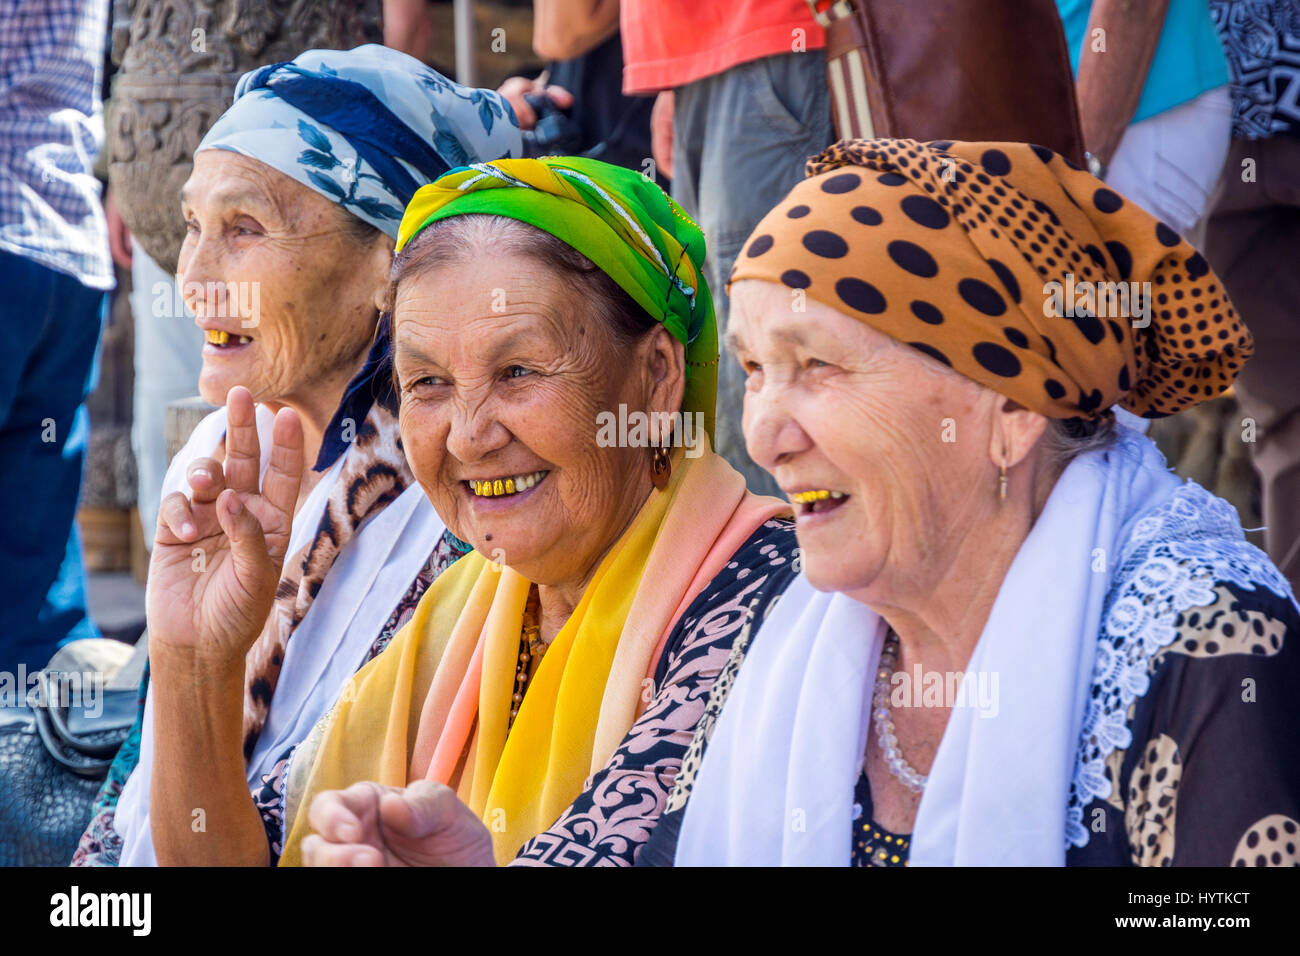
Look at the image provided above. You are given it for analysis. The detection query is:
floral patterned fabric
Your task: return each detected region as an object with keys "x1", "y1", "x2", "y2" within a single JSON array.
[
  {"x1": 642, "y1": 493, "x2": 1300, "y2": 867},
  {"x1": 198, "y1": 45, "x2": 522, "y2": 238},
  {"x1": 847, "y1": 576, "x2": 1300, "y2": 867}
]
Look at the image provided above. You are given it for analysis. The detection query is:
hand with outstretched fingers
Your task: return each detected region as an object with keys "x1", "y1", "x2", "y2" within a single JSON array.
[
  {"x1": 147, "y1": 385, "x2": 304, "y2": 663},
  {"x1": 301, "y1": 780, "x2": 497, "y2": 867}
]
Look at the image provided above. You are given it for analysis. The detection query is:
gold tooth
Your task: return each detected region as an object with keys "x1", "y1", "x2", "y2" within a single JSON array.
[
  {"x1": 474, "y1": 473, "x2": 546, "y2": 497},
  {"x1": 207, "y1": 329, "x2": 230, "y2": 345},
  {"x1": 791, "y1": 489, "x2": 835, "y2": 504}
]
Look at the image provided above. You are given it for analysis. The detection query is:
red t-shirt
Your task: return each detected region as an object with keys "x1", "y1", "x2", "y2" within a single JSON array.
[{"x1": 621, "y1": 0, "x2": 827, "y2": 95}]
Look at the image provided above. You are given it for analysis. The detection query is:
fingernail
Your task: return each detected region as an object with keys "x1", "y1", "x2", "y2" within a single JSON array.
[
  {"x1": 227, "y1": 495, "x2": 243, "y2": 515},
  {"x1": 181, "y1": 522, "x2": 196, "y2": 538}
]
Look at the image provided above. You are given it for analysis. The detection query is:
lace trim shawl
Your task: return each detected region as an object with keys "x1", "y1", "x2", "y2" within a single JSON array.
[{"x1": 1066, "y1": 482, "x2": 1295, "y2": 849}]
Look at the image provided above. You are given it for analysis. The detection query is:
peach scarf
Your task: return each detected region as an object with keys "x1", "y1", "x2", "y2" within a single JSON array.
[{"x1": 280, "y1": 441, "x2": 788, "y2": 864}]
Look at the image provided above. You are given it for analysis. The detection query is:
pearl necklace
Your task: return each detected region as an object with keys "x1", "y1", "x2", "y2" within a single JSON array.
[{"x1": 871, "y1": 630, "x2": 927, "y2": 793}]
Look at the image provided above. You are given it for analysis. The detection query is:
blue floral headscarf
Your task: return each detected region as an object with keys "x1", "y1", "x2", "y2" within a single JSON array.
[
  {"x1": 197, "y1": 44, "x2": 523, "y2": 238},
  {"x1": 197, "y1": 45, "x2": 522, "y2": 469}
]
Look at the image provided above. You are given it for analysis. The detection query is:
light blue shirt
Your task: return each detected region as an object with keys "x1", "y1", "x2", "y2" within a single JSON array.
[{"x1": 1058, "y1": 0, "x2": 1230, "y2": 124}]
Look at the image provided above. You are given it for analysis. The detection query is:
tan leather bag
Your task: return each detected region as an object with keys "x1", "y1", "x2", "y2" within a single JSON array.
[{"x1": 811, "y1": 0, "x2": 1087, "y2": 166}]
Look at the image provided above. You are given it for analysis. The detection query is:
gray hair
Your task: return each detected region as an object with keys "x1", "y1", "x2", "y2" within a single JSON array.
[
  {"x1": 885, "y1": 330, "x2": 1120, "y2": 470},
  {"x1": 1036, "y1": 415, "x2": 1119, "y2": 473}
]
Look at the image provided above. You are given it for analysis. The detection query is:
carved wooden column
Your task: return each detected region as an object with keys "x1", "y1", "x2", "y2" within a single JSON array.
[{"x1": 107, "y1": 0, "x2": 383, "y2": 273}]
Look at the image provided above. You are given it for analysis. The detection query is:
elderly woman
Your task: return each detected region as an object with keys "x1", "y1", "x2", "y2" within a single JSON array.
[
  {"x1": 647, "y1": 139, "x2": 1300, "y2": 866},
  {"x1": 72, "y1": 46, "x2": 523, "y2": 866},
  {"x1": 173, "y1": 156, "x2": 802, "y2": 867}
]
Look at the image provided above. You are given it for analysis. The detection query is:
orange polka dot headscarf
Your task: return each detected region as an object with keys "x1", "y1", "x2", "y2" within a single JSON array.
[{"x1": 729, "y1": 139, "x2": 1252, "y2": 419}]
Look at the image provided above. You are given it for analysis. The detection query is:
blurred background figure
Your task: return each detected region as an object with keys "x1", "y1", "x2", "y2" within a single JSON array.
[
  {"x1": 0, "y1": 0, "x2": 112, "y2": 670},
  {"x1": 383, "y1": 0, "x2": 439, "y2": 60},
  {"x1": 627, "y1": 0, "x2": 835, "y2": 495},
  {"x1": 495, "y1": 0, "x2": 661, "y2": 179},
  {"x1": 1066, "y1": 0, "x2": 1267, "y2": 539},
  {"x1": 1202, "y1": 0, "x2": 1300, "y2": 593},
  {"x1": 1065, "y1": 0, "x2": 1232, "y2": 237}
]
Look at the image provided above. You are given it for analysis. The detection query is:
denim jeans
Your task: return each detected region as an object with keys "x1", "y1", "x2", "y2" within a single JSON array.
[
  {"x1": 672, "y1": 51, "x2": 834, "y2": 495},
  {"x1": 0, "y1": 251, "x2": 105, "y2": 670}
]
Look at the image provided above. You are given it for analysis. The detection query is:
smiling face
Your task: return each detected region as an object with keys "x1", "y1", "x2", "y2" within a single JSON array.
[
  {"x1": 178, "y1": 150, "x2": 392, "y2": 412},
  {"x1": 392, "y1": 247, "x2": 684, "y2": 591},
  {"x1": 729, "y1": 278, "x2": 1019, "y2": 604}
]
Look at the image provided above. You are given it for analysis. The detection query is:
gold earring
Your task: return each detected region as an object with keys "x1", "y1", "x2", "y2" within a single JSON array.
[
  {"x1": 651, "y1": 446, "x2": 671, "y2": 490},
  {"x1": 998, "y1": 456, "x2": 1008, "y2": 500}
]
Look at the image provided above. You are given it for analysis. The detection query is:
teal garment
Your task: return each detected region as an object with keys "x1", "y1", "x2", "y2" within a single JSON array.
[{"x1": 1058, "y1": 0, "x2": 1229, "y2": 123}]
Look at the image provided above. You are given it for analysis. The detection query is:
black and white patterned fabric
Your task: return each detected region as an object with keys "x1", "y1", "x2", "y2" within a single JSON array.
[{"x1": 1211, "y1": 0, "x2": 1300, "y2": 138}]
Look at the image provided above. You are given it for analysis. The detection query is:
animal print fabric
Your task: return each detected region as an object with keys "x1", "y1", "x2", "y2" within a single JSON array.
[
  {"x1": 642, "y1": 574, "x2": 1300, "y2": 867},
  {"x1": 1069, "y1": 579, "x2": 1300, "y2": 866},
  {"x1": 242, "y1": 401, "x2": 413, "y2": 759}
]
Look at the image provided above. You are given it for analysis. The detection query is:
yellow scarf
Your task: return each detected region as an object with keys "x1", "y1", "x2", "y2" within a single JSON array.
[{"x1": 280, "y1": 442, "x2": 788, "y2": 864}]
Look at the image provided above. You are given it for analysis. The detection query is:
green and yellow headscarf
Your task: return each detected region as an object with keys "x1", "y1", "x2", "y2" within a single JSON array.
[{"x1": 396, "y1": 156, "x2": 719, "y2": 437}]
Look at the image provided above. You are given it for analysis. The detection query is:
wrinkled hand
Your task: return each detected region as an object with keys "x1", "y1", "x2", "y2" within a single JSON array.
[
  {"x1": 301, "y1": 780, "x2": 496, "y2": 867},
  {"x1": 496, "y1": 75, "x2": 574, "y2": 131},
  {"x1": 146, "y1": 385, "x2": 303, "y2": 662}
]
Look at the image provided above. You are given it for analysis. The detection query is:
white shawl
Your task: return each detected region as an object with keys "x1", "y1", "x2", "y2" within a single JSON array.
[{"x1": 676, "y1": 427, "x2": 1209, "y2": 865}]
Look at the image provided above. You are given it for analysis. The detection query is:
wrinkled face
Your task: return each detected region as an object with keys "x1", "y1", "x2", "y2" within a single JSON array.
[
  {"x1": 392, "y1": 256, "x2": 672, "y2": 589},
  {"x1": 178, "y1": 150, "x2": 390, "y2": 408},
  {"x1": 730, "y1": 279, "x2": 1003, "y2": 603}
]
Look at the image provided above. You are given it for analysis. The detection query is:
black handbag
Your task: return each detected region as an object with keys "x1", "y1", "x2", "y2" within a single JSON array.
[{"x1": 0, "y1": 669, "x2": 137, "y2": 866}]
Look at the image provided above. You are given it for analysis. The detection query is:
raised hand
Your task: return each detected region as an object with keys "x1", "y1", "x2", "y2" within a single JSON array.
[
  {"x1": 300, "y1": 780, "x2": 496, "y2": 867},
  {"x1": 146, "y1": 385, "x2": 304, "y2": 662}
]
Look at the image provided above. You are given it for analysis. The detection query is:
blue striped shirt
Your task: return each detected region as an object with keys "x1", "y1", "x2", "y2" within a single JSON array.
[{"x1": 0, "y1": 0, "x2": 112, "y2": 289}]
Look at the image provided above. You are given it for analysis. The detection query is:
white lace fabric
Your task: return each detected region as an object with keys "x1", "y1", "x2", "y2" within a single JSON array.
[{"x1": 1065, "y1": 482, "x2": 1296, "y2": 849}]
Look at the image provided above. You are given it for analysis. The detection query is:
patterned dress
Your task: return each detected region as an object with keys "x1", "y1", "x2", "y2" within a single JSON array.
[{"x1": 642, "y1": 528, "x2": 1300, "y2": 866}]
